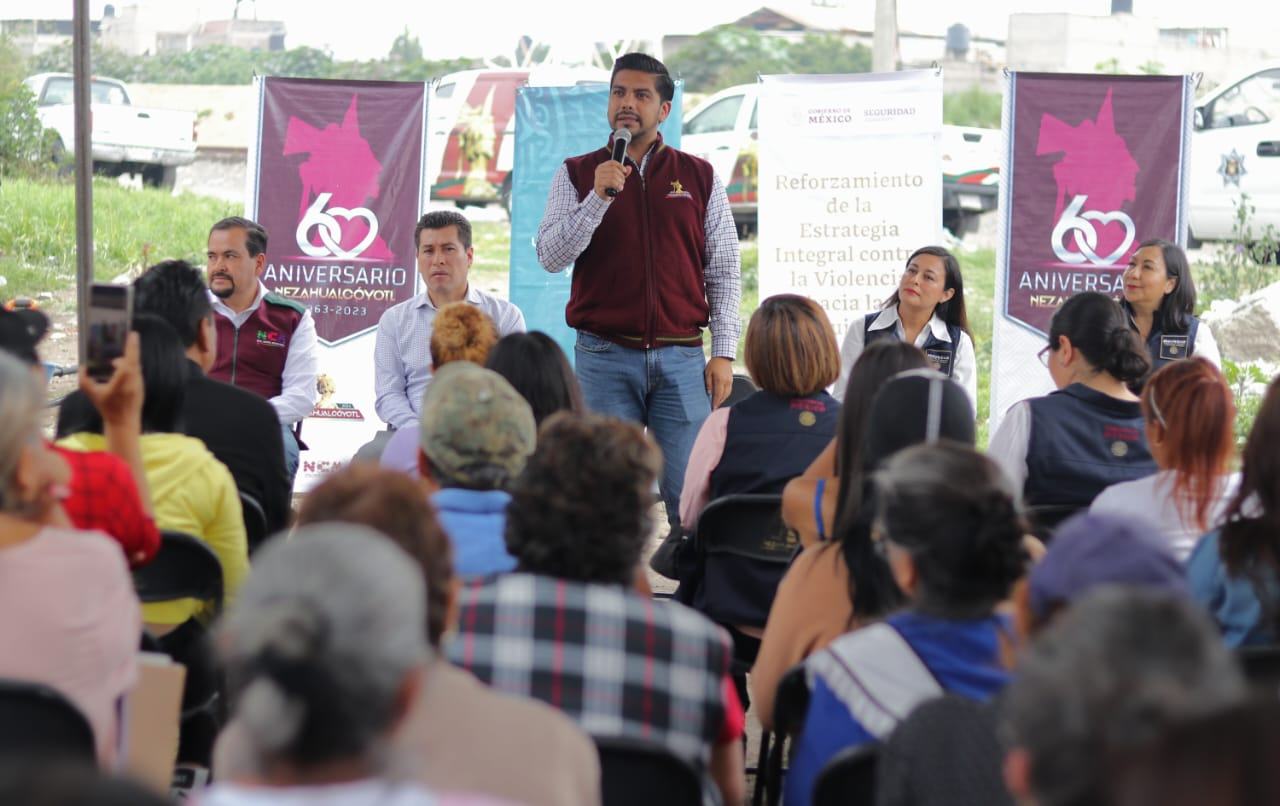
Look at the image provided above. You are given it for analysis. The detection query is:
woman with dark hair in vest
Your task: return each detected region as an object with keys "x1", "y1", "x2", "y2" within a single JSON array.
[
  {"x1": 1122, "y1": 239, "x2": 1220, "y2": 374},
  {"x1": 786, "y1": 441, "x2": 1026, "y2": 806},
  {"x1": 989, "y1": 292, "x2": 1157, "y2": 512},
  {"x1": 835, "y1": 245, "x2": 977, "y2": 412}
]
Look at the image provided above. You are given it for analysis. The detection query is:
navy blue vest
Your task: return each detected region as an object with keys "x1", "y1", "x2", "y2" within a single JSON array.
[
  {"x1": 709, "y1": 390, "x2": 840, "y2": 500},
  {"x1": 1122, "y1": 302, "x2": 1200, "y2": 373},
  {"x1": 864, "y1": 311, "x2": 961, "y2": 378},
  {"x1": 1024, "y1": 384, "x2": 1156, "y2": 508}
]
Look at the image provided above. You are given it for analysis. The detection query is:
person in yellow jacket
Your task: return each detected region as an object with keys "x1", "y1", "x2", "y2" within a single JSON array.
[{"x1": 57, "y1": 314, "x2": 249, "y2": 630}]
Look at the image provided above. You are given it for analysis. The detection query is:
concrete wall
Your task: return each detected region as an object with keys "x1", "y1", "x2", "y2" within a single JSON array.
[{"x1": 127, "y1": 83, "x2": 257, "y2": 151}]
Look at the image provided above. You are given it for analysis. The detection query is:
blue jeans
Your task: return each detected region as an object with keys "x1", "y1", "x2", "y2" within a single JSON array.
[
  {"x1": 574, "y1": 331, "x2": 711, "y2": 532},
  {"x1": 282, "y1": 423, "x2": 300, "y2": 486}
]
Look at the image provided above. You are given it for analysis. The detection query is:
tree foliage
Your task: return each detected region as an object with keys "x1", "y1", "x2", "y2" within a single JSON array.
[
  {"x1": 666, "y1": 26, "x2": 871, "y2": 95},
  {"x1": 0, "y1": 36, "x2": 55, "y2": 177},
  {"x1": 943, "y1": 86, "x2": 1002, "y2": 129}
]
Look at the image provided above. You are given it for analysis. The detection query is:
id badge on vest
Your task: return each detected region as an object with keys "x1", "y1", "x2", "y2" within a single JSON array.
[
  {"x1": 1158, "y1": 335, "x2": 1189, "y2": 361},
  {"x1": 925, "y1": 348, "x2": 954, "y2": 377}
]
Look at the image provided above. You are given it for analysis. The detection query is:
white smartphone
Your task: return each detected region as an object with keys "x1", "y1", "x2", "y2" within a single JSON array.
[{"x1": 83, "y1": 283, "x2": 134, "y2": 381}]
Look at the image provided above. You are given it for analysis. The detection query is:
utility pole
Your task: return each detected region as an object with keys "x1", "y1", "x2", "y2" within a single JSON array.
[{"x1": 873, "y1": 0, "x2": 899, "y2": 73}]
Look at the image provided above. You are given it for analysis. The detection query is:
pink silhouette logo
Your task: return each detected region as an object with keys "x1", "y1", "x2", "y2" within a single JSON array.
[
  {"x1": 1036, "y1": 89, "x2": 1139, "y2": 266},
  {"x1": 284, "y1": 96, "x2": 393, "y2": 260}
]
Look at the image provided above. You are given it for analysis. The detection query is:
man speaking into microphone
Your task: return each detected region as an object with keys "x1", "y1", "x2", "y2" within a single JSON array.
[{"x1": 536, "y1": 52, "x2": 741, "y2": 549}]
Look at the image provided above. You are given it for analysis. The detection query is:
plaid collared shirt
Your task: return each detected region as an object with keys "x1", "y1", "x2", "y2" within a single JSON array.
[{"x1": 447, "y1": 573, "x2": 733, "y2": 768}]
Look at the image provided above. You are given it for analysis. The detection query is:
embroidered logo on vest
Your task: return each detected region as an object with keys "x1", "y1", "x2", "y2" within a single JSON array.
[
  {"x1": 667, "y1": 179, "x2": 692, "y2": 199},
  {"x1": 1159, "y1": 335, "x2": 1188, "y2": 360},
  {"x1": 925, "y1": 348, "x2": 953, "y2": 377},
  {"x1": 256, "y1": 329, "x2": 287, "y2": 348},
  {"x1": 798, "y1": 411, "x2": 817, "y2": 427}
]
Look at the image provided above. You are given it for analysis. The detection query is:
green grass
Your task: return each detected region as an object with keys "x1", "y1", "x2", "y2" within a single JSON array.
[{"x1": 0, "y1": 177, "x2": 236, "y2": 303}]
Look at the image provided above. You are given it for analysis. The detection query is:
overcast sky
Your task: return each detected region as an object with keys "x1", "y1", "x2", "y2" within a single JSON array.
[{"x1": 8, "y1": 0, "x2": 1269, "y2": 60}]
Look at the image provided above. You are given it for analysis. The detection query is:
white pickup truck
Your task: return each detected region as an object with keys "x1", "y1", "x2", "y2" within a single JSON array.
[
  {"x1": 24, "y1": 73, "x2": 197, "y2": 189},
  {"x1": 1187, "y1": 64, "x2": 1280, "y2": 244}
]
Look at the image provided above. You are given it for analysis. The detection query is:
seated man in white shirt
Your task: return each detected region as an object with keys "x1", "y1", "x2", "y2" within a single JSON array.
[
  {"x1": 206, "y1": 216, "x2": 318, "y2": 483},
  {"x1": 374, "y1": 210, "x2": 526, "y2": 430}
]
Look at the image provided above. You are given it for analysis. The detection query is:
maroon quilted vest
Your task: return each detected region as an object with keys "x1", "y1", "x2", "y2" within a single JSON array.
[{"x1": 209, "y1": 292, "x2": 305, "y2": 400}]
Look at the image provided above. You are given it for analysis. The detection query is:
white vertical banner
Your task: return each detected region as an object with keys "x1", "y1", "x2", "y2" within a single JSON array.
[{"x1": 757, "y1": 71, "x2": 943, "y2": 346}]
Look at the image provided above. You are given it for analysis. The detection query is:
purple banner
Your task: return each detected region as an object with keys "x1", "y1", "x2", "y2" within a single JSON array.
[
  {"x1": 253, "y1": 78, "x2": 425, "y2": 344},
  {"x1": 1005, "y1": 73, "x2": 1188, "y2": 335}
]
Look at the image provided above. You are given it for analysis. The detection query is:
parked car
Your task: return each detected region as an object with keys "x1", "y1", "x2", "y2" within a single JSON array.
[
  {"x1": 24, "y1": 73, "x2": 197, "y2": 189},
  {"x1": 427, "y1": 66, "x2": 611, "y2": 211},
  {"x1": 1187, "y1": 64, "x2": 1280, "y2": 244},
  {"x1": 680, "y1": 83, "x2": 1000, "y2": 237}
]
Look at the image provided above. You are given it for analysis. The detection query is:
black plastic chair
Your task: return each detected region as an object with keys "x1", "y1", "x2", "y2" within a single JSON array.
[
  {"x1": 595, "y1": 735, "x2": 703, "y2": 806},
  {"x1": 0, "y1": 679, "x2": 96, "y2": 762},
  {"x1": 1026, "y1": 504, "x2": 1085, "y2": 542},
  {"x1": 718, "y1": 373, "x2": 758, "y2": 409},
  {"x1": 1238, "y1": 645, "x2": 1280, "y2": 695},
  {"x1": 695, "y1": 494, "x2": 798, "y2": 629},
  {"x1": 812, "y1": 743, "x2": 878, "y2": 806},
  {"x1": 132, "y1": 530, "x2": 225, "y2": 612},
  {"x1": 757, "y1": 664, "x2": 811, "y2": 806},
  {"x1": 239, "y1": 490, "x2": 268, "y2": 556}
]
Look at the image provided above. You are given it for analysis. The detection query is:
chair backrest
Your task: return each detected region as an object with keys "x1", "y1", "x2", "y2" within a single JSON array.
[
  {"x1": 812, "y1": 743, "x2": 878, "y2": 806},
  {"x1": 696, "y1": 494, "x2": 796, "y2": 563},
  {"x1": 239, "y1": 490, "x2": 268, "y2": 555},
  {"x1": 718, "y1": 373, "x2": 759, "y2": 409},
  {"x1": 772, "y1": 663, "x2": 811, "y2": 737},
  {"x1": 0, "y1": 679, "x2": 96, "y2": 762},
  {"x1": 1239, "y1": 644, "x2": 1280, "y2": 693},
  {"x1": 1026, "y1": 504, "x2": 1084, "y2": 542},
  {"x1": 695, "y1": 494, "x2": 797, "y2": 628},
  {"x1": 595, "y1": 735, "x2": 703, "y2": 806},
  {"x1": 132, "y1": 530, "x2": 224, "y2": 612}
]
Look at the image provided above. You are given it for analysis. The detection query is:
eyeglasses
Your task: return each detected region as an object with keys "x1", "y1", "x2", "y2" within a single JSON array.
[{"x1": 1037, "y1": 345, "x2": 1053, "y2": 368}]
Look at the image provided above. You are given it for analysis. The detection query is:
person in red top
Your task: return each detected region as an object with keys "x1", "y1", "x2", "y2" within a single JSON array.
[{"x1": 0, "y1": 305, "x2": 159, "y2": 566}]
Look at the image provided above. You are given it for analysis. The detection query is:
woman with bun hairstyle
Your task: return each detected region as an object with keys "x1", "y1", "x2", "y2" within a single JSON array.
[
  {"x1": 785, "y1": 442, "x2": 1027, "y2": 806},
  {"x1": 1121, "y1": 239, "x2": 1220, "y2": 373},
  {"x1": 1092, "y1": 358, "x2": 1238, "y2": 560},
  {"x1": 835, "y1": 245, "x2": 977, "y2": 412},
  {"x1": 989, "y1": 291, "x2": 1156, "y2": 510},
  {"x1": 1186, "y1": 376, "x2": 1280, "y2": 647}
]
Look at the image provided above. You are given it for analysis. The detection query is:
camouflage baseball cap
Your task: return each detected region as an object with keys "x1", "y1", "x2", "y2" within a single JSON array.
[{"x1": 418, "y1": 361, "x2": 536, "y2": 487}]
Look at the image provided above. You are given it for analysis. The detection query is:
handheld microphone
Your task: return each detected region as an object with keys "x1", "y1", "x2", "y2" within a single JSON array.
[{"x1": 606, "y1": 127, "x2": 631, "y2": 198}]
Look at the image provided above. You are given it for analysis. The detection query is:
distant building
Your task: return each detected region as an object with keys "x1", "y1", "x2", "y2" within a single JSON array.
[
  {"x1": 0, "y1": 17, "x2": 99, "y2": 56},
  {"x1": 193, "y1": 18, "x2": 286, "y2": 52},
  {"x1": 662, "y1": 1, "x2": 1004, "y2": 93},
  {"x1": 98, "y1": 2, "x2": 285, "y2": 56}
]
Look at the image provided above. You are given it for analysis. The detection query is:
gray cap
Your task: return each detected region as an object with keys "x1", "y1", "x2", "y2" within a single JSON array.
[{"x1": 419, "y1": 361, "x2": 536, "y2": 487}]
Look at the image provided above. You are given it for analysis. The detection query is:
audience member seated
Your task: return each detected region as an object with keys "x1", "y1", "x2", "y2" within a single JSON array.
[
  {"x1": 381, "y1": 302, "x2": 499, "y2": 476},
  {"x1": 787, "y1": 442, "x2": 1026, "y2": 805},
  {"x1": 0, "y1": 352, "x2": 140, "y2": 765},
  {"x1": 1, "y1": 307, "x2": 159, "y2": 566},
  {"x1": 1120, "y1": 239, "x2": 1221, "y2": 374},
  {"x1": 0, "y1": 761, "x2": 170, "y2": 806},
  {"x1": 1091, "y1": 358, "x2": 1238, "y2": 560},
  {"x1": 1104, "y1": 699, "x2": 1280, "y2": 806},
  {"x1": 62, "y1": 260, "x2": 291, "y2": 534},
  {"x1": 671, "y1": 295, "x2": 842, "y2": 653},
  {"x1": 213, "y1": 465, "x2": 601, "y2": 806},
  {"x1": 782, "y1": 341, "x2": 930, "y2": 547},
  {"x1": 1001, "y1": 588, "x2": 1246, "y2": 806},
  {"x1": 57, "y1": 315, "x2": 249, "y2": 630},
  {"x1": 875, "y1": 511, "x2": 1192, "y2": 806},
  {"x1": 202, "y1": 526, "x2": 502, "y2": 806},
  {"x1": 989, "y1": 291, "x2": 1155, "y2": 511},
  {"x1": 448, "y1": 413, "x2": 746, "y2": 806},
  {"x1": 1017, "y1": 512, "x2": 1188, "y2": 637},
  {"x1": 1187, "y1": 375, "x2": 1280, "y2": 647},
  {"x1": 752, "y1": 370, "x2": 975, "y2": 729},
  {"x1": 484, "y1": 331, "x2": 585, "y2": 427},
  {"x1": 416, "y1": 362, "x2": 535, "y2": 579},
  {"x1": 374, "y1": 209, "x2": 525, "y2": 431}
]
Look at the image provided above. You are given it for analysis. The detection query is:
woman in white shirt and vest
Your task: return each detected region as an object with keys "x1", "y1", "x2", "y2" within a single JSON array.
[
  {"x1": 836, "y1": 245, "x2": 978, "y2": 412},
  {"x1": 1121, "y1": 238, "x2": 1220, "y2": 375}
]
